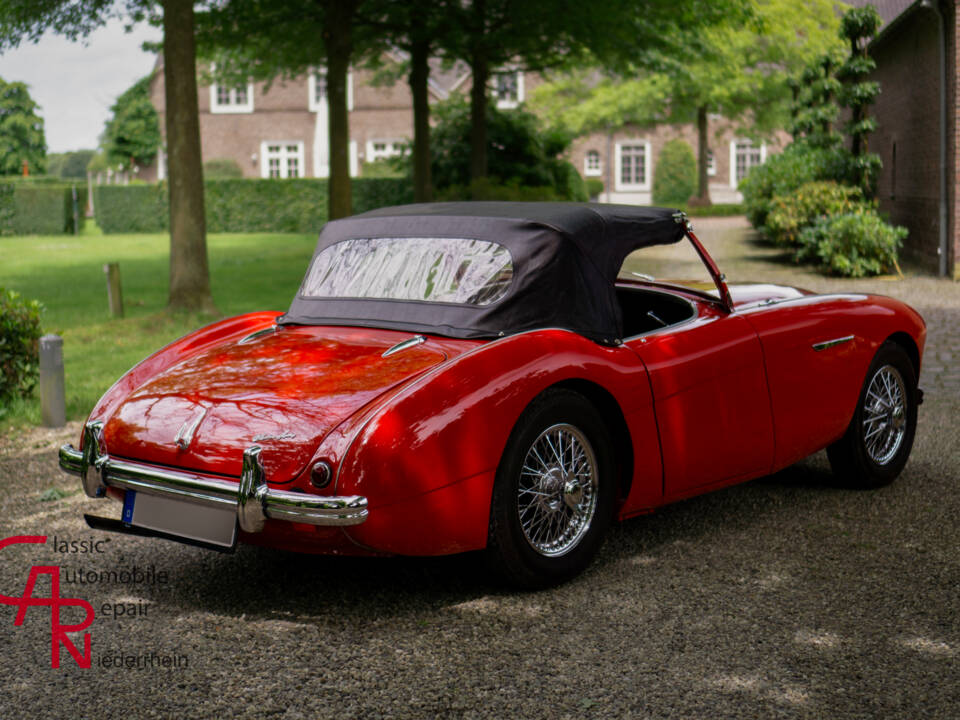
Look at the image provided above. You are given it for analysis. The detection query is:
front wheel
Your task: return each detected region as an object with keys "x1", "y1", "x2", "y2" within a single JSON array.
[
  {"x1": 486, "y1": 389, "x2": 615, "y2": 588},
  {"x1": 827, "y1": 342, "x2": 918, "y2": 488}
]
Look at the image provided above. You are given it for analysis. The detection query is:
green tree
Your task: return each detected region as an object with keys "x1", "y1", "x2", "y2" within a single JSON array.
[
  {"x1": 0, "y1": 0, "x2": 216, "y2": 313},
  {"x1": 196, "y1": 0, "x2": 387, "y2": 220},
  {"x1": 59, "y1": 149, "x2": 96, "y2": 178},
  {"x1": 441, "y1": 0, "x2": 744, "y2": 183},
  {"x1": 428, "y1": 96, "x2": 578, "y2": 197},
  {"x1": 0, "y1": 77, "x2": 46, "y2": 175},
  {"x1": 531, "y1": 0, "x2": 842, "y2": 205},
  {"x1": 837, "y1": 5, "x2": 882, "y2": 198},
  {"x1": 370, "y1": 0, "x2": 457, "y2": 203},
  {"x1": 103, "y1": 75, "x2": 161, "y2": 169}
]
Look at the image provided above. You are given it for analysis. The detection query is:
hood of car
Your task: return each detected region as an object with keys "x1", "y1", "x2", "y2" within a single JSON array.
[
  {"x1": 101, "y1": 325, "x2": 450, "y2": 482},
  {"x1": 727, "y1": 283, "x2": 813, "y2": 309}
]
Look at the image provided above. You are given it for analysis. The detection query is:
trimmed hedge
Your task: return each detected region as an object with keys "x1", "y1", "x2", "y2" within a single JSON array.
[
  {"x1": 653, "y1": 139, "x2": 696, "y2": 206},
  {"x1": 0, "y1": 181, "x2": 86, "y2": 235},
  {"x1": 95, "y1": 178, "x2": 417, "y2": 234},
  {"x1": 683, "y1": 203, "x2": 745, "y2": 217}
]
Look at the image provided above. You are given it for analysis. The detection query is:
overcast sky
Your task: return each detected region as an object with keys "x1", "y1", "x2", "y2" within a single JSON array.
[{"x1": 0, "y1": 19, "x2": 162, "y2": 153}]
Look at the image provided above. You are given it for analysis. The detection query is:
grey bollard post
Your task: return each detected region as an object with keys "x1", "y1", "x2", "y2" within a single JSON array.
[
  {"x1": 103, "y1": 262, "x2": 124, "y2": 318},
  {"x1": 39, "y1": 334, "x2": 66, "y2": 428}
]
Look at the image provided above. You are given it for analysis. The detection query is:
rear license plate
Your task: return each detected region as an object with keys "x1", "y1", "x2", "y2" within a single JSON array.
[{"x1": 122, "y1": 490, "x2": 237, "y2": 549}]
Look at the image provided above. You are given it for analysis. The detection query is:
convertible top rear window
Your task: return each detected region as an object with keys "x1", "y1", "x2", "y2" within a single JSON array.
[{"x1": 301, "y1": 236, "x2": 513, "y2": 306}]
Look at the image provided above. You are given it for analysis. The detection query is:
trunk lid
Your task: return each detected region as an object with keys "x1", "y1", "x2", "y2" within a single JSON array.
[{"x1": 102, "y1": 325, "x2": 449, "y2": 482}]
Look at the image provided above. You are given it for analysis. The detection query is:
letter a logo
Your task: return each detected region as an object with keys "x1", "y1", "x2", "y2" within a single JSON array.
[{"x1": 0, "y1": 536, "x2": 95, "y2": 669}]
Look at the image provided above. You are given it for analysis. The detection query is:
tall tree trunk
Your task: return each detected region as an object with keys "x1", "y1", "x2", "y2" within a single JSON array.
[
  {"x1": 409, "y1": 39, "x2": 432, "y2": 203},
  {"x1": 163, "y1": 0, "x2": 215, "y2": 313},
  {"x1": 469, "y1": 48, "x2": 489, "y2": 182},
  {"x1": 326, "y1": 0, "x2": 354, "y2": 219},
  {"x1": 693, "y1": 104, "x2": 712, "y2": 206}
]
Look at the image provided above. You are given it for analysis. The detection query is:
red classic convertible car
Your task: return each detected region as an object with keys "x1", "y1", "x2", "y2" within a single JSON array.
[{"x1": 60, "y1": 203, "x2": 925, "y2": 586}]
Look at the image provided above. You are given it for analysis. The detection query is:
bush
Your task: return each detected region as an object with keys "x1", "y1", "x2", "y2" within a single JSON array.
[
  {"x1": 739, "y1": 144, "x2": 833, "y2": 229},
  {"x1": 551, "y1": 160, "x2": 588, "y2": 202},
  {"x1": 652, "y1": 139, "x2": 696, "y2": 206},
  {"x1": 797, "y1": 210, "x2": 906, "y2": 277},
  {"x1": 95, "y1": 178, "x2": 416, "y2": 234},
  {"x1": 203, "y1": 158, "x2": 243, "y2": 179},
  {"x1": 0, "y1": 181, "x2": 86, "y2": 235},
  {"x1": 765, "y1": 181, "x2": 863, "y2": 249},
  {"x1": 0, "y1": 289, "x2": 43, "y2": 402},
  {"x1": 585, "y1": 178, "x2": 604, "y2": 199}
]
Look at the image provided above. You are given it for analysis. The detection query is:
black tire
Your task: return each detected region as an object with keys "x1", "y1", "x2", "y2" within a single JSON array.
[
  {"x1": 827, "y1": 342, "x2": 918, "y2": 489},
  {"x1": 486, "y1": 388, "x2": 616, "y2": 588}
]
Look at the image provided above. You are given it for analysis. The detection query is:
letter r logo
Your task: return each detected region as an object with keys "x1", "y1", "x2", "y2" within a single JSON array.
[{"x1": 1, "y1": 535, "x2": 95, "y2": 669}]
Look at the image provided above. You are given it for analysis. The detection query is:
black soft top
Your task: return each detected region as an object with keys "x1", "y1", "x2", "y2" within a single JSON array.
[{"x1": 280, "y1": 202, "x2": 686, "y2": 344}]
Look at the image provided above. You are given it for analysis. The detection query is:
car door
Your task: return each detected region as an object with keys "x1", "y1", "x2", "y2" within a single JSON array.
[{"x1": 625, "y1": 302, "x2": 775, "y2": 498}]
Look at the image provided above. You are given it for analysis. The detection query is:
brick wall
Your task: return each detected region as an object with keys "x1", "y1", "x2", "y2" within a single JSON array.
[{"x1": 869, "y1": 6, "x2": 946, "y2": 273}]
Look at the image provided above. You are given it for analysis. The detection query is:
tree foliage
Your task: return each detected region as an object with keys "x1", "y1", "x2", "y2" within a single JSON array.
[
  {"x1": 0, "y1": 0, "x2": 216, "y2": 313},
  {"x1": 47, "y1": 149, "x2": 95, "y2": 178},
  {"x1": 103, "y1": 75, "x2": 161, "y2": 168},
  {"x1": 195, "y1": 0, "x2": 389, "y2": 219},
  {"x1": 531, "y1": 0, "x2": 843, "y2": 202},
  {"x1": 427, "y1": 97, "x2": 582, "y2": 200},
  {"x1": 790, "y1": 4, "x2": 883, "y2": 198},
  {"x1": 0, "y1": 77, "x2": 46, "y2": 175}
]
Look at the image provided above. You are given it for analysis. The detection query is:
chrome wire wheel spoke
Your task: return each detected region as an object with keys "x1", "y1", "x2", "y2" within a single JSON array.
[
  {"x1": 516, "y1": 423, "x2": 599, "y2": 558},
  {"x1": 861, "y1": 364, "x2": 908, "y2": 466}
]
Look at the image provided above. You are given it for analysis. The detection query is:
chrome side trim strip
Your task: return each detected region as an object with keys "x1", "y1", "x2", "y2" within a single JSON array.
[
  {"x1": 812, "y1": 335, "x2": 855, "y2": 352},
  {"x1": 59, "y1": 422, "x2": 368, "y2": 531},
  {"x1": 382, "y1": 334, "x2": 426, "y2": 357}
]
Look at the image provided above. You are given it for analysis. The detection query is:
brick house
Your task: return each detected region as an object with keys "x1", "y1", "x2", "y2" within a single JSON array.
[
  {"x1": 851, "y1": 0, "x2": 959, "y2": 277},
  {"x1": 142, "y1": 54, "x2": 519, "y2": 182},
  {"x1": 567, "y1": 123, "x2": 789, "y2": 205},
  {"x1": 142, "y1": 53, "x2": 785, "y2": 205}
]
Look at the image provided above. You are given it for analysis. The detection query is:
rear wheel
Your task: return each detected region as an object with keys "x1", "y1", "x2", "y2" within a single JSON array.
[
  {"x1": 486, "y1": 389, "x2": 615, "y2": 588},
  {"x1": 827, "y1": 342, "x2": 918, "y2": 488}
]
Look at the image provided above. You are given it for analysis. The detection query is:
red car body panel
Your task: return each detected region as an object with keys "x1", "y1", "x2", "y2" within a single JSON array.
[{"x1": 79, "y1": 281, "x2": 925, "y2": 558}]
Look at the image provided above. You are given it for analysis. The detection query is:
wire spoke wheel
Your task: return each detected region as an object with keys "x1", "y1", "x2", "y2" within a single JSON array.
[
  {"x1": 861, "y1": 364, "x2": 907, "y2": 466},
  {"x1": 516, "y1": 423, "x2": 598, "y2": 557}
]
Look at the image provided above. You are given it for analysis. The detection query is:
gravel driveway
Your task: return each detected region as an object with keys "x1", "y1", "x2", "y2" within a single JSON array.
[{"x1": 1, "y1": 218, "x2": 957, "y2": 719}]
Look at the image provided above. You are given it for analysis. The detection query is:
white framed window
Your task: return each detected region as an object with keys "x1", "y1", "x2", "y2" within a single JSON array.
[
  {"x1": 707, "y1": 149, "x2": 716, "y2": 176},
  {"x1": 615, "y1": 140, "x2": 651, "y2": 191},
  {"x1": 493, "y1": 70, "x2": 524, "y2": 109},
  {"x1": 260, "y1": 141, "x2": 304, "y2": 179},
  {"x1": 308, "y1": 68, "x2": 354, "y2": 112},
  {"x1": 729, "y1": 139, "x2": 766, "y2": 188},
  {"x1": 365, "y1": 139, "x2": 406, "y2": 163},
  {"x1": 210, "y1": 82, "x2": 254, "y2": 113},
  {"x1": 584, "y1": 149, "x2": 602, "y2": 177}
]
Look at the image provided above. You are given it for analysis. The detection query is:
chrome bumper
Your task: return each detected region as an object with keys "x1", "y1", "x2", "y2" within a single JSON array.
[{"x1": 59, "y1": 421, "x2": 368, "y2": 532}]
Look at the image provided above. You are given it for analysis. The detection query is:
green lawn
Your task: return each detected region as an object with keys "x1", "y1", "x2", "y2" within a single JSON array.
[{"x1": 1, "y1": 224, "x2": 317, "y2": 427}]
